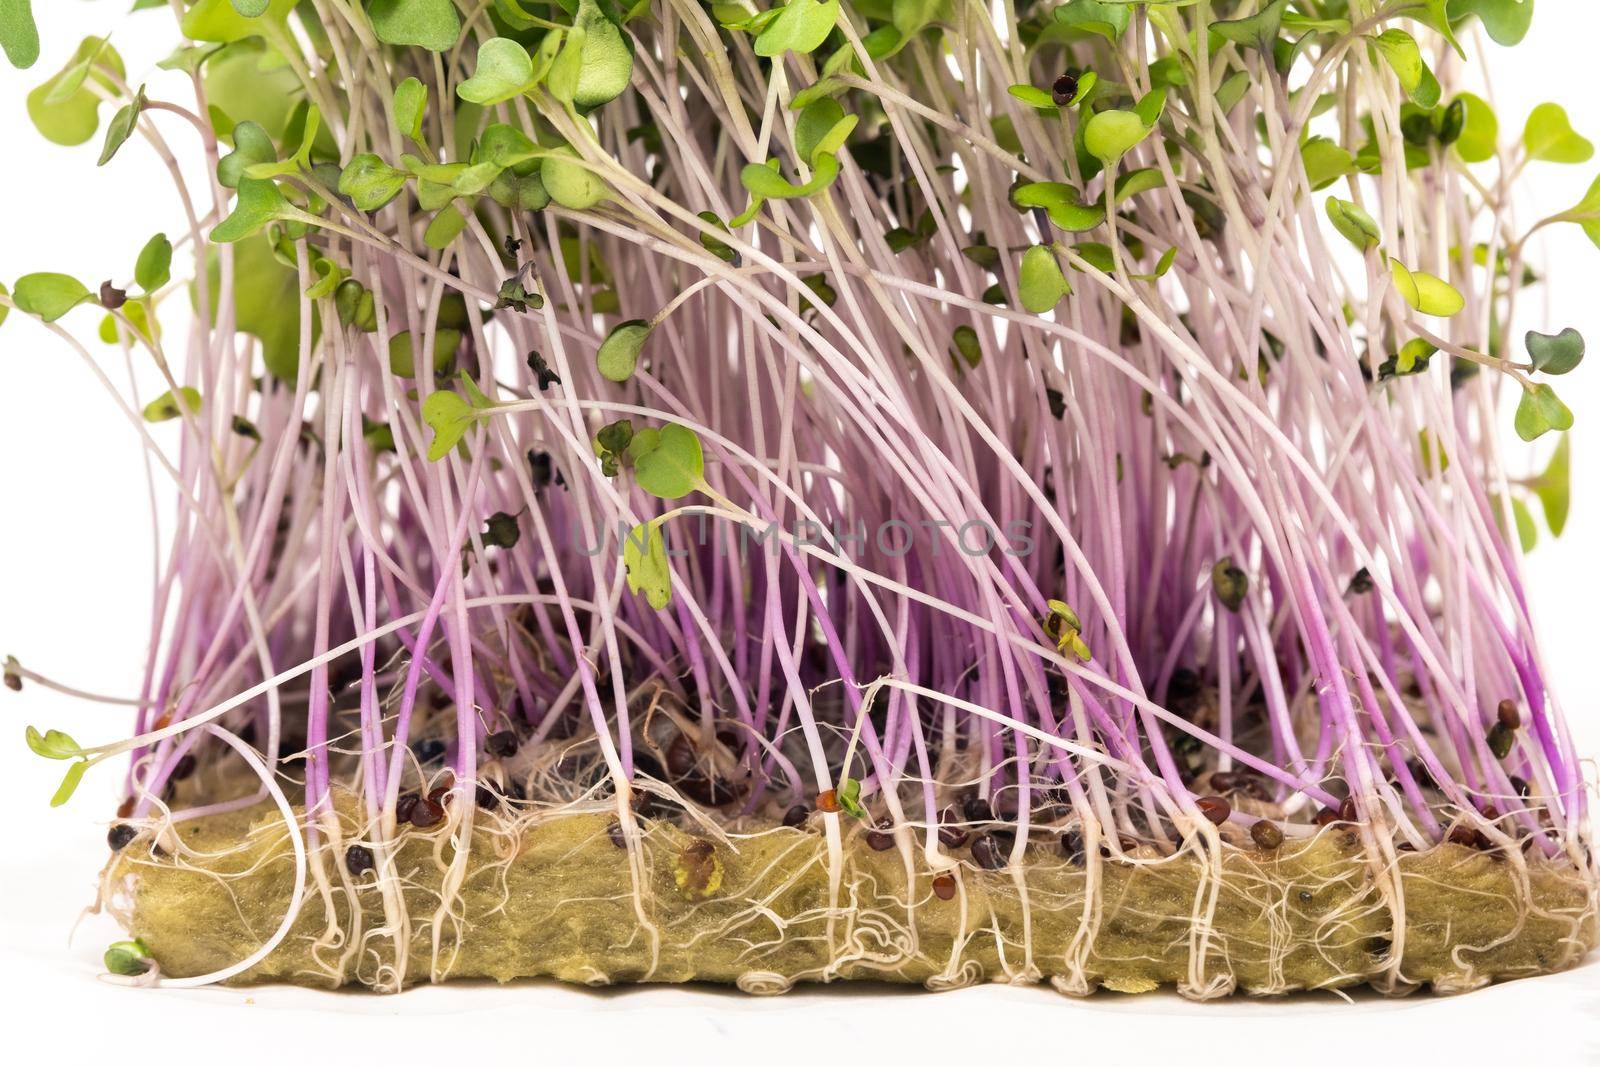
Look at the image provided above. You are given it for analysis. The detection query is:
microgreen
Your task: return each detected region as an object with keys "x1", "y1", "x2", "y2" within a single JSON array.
[
  {"x1": 0, "y1": 0, "x2": 39, "y2": 69},
  {"x1": 835, "y1": 776, "x2": 865, "y2": 818},
  {"x1": 1526, "y1": 328, "x2": 1585, "y2": 375},
  {"x1": 597, "y1": 319, "x2": 651, "y2": 383},
  {"x1": 753, "y1": 0, "x2": 838, "y2": 58},
  {"x1": 629, "y1": 423, "x2": 704, "y2": 500},
  {"x1": 1523, "y1": 103, "x2": 1593, "y2": 164},
  {"x1": 623, "y1": 520, "x2": 672, "y2": 609},
  {"x1": 1389, "y1": 259, "x2": 1465, "y2": 317},
  {"x1": 103, "y1": 939, "x2": 152, "y2": 977},
  {"x1": 143, "y1": 387, "x2": 202, "y2": 422},
  {"x1": 135, "y1": 233, "x2": 172, "y2": 293},
  {"x1": 1019, "y1": 246, "x2": 1071, "y2": 313},
  {"x1": 98, "y1": 85, "x2": 147, "y2": 166},
  {"x1": 367, "y1": 0, "x2": 460, "y2": 52},
  {"x1": 11, "y1": 272, "x2": 91, "y2": 321},
  {"x1": 25, "y1": 725, "x2": 82, "y2": 760},
  {"x1": 458, "y1": 38, "x2": 536, "y2": 105}
]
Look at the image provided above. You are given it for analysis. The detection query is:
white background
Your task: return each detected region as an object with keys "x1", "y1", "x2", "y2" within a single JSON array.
[{"x1": 2, "y1": 4, "x2": 1598, "y2": 1063}]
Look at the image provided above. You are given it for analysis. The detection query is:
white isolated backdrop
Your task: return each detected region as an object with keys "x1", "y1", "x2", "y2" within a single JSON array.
[{"x1": 1, "y1": 4, "x2": 1599, "y2": 1063}]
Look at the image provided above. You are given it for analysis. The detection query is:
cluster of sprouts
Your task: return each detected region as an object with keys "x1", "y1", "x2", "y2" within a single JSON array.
[{"x1": 1, "y1": 0, "x2": 1595, "y2": 991}]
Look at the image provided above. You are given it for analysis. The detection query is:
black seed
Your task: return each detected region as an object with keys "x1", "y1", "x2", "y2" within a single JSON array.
[
  {"x1": 1509, "y1": 775, "x2": 1531, "y2": 798},
  {"x1": 171, "y1": 754, "x2": 196, "y2": 781},
  {"x1": 394, "y1": 793, "x2": 419, "y2": 823},
  {"x1": 108, "y1": 824, "x2": 137, "y2": 851},
  {"x1": 3, "y1": 668, "x2": 21, "y2": 692},
  {"x1": 485, "y1": 730, "x2": 519, "y2": 758},
  {"x1": 345, "y1": 844, "x2": 375, "y2": 875},
  {"x1": 970, "y1": 834, "x2": 1006, "y2": 870},
  {"x1": 962, "y1": 794, "x2": 993, "y2": 824},
  {"x1": 866, "y1": 829, "x2": 894, "y2": 851},
  {"x1": 1346, "y1": 567, "x2": 1374, "y2": 595},
  {"x1": 937, "y1": 805, "x2": 969, "y2": 848},
  {"x1": 410, "y1": 797, "x2": 445, "y2": 829},
  {"x1": 1051, "y1": 73, "x2": 1079, "y2": 107},
  {"x1": 99, "y1": 280, "x2": 127, "y2": 310},
  {"x1": 475, "y1": 785, "x2": 500, "y2": 811},
  {"x1": 1298, "y1": 889, "x2": 1314, "y2": 903},
  {"x1": 1196, "y1": 795, "x2": 1231, "y2": 825},
  {"x1": 782, "y1": 804, "x2": 810, "y2": 828},
  {"x1": 413, "y1": 738, "x2": 446, "y2": 765}
]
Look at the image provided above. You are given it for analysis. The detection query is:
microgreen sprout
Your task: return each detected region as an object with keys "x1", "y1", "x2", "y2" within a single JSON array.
[{"x1": 3, "y1": 0, "x2": 1596, "y2": 1000}]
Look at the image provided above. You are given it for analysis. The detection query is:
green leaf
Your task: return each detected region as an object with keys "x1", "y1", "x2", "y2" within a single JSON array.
[
  {"x1": 623, "y1": 521, "x2": 672, "y2": 609},
  {"x1": 25, "y1": 725, "x2": 81, "y2": 760},
  {"x1": 1447, "y1": 0, "x2": 1534, "y2": 47},
  {"x1": 98, "y1": 85, "x2": 147, "y2": 166},
  {"x1": 1514, "y1": 382, "x2": 1573, "y2": 442},
  {"x1": 51, "y1": 760, "x2": 88, "y2": 807},
  {"x1": 459, "y1": 37, "x2": 534, "y2": 105},
  {"x1": 1371, "y1": 29, "x2": 1439, "y2": 108},
  {"x1": 422, "y1": 389, "x2": 477, "y2": 461},
  {"x1": 27, "y1": 37, "x2": 125, "y2": 147},
  {"x1": 181, "y1": 0, "x2": 295, "y2": 43},
  {"x1": 836, "y1": 776, "x2": 865, "y2": 818},
  {"x1": 1083, "y1": 109, "x2": 1151, "y2": 163},
  {"x1": 1053, "y1": 0, "x2": 1130, "y2": 42},
  {"x1": 1018, "y1": 245, "x2": 1070, "y2": 313},
  {"x1": 142, "y1": 387, "x2": 202, "y2": 422},
  {"x1": 1523, "y1": 103, "x2": 1592, "y2": 164},
  {"x1": 891, "y1": 0, "x2": 941, "y2": 36},
  {"x1": 753, "y1": 0, "x2": 838, "y2": 58},
  {"x1": 388, "y1": 329, "x2": 461, "y2": 377},
  {"x1": 1453, "y1": 92, "x2": 1498, "y2": 163},
  {"x1": 100, "y1": 301, "x2": 157, "y2": 346},
  {"x1": 568, "y1": 0, "x2": 634, "y2": 109},
  {"x1": 368, "y1": 0, "x2": 461, "y2": 51},
  {"x1": 1526, "y1": 327, "x2": 1584, "y2": 375},
  {"x1": 231, "y1": 0, "x2": 270, "y2": 15},
  {"x1": 542, "y1": 146, "x2": 608, "y2": 209},
  {"x1": 1212, "y1": 0, "x2": 1288, "y2": 51},
  {"x1": 394, "y1": 77, "x2": 427, "y2": 141},
  {"x1": 598, "y1": 318, "x2": 651, "y2": 382},
  {"x1": 1013, "y1": 182, "x2": 1106, "y2": 232},
  {"x1": 12, "y1": 273, "x2": 91, "y2": 321},
  {"x1": 951, "y1": 324, "x2": 981, "y2": 368},
  {"x1": 630, "y1": 422, "x2": 704, "y2": 500},
  {"x1": 135, "y1": 233, "x2": 172, "y2": 293},
  {"x1": 1389, "y1": 259, "x2": 1464, "y2": 317},
  {"x1": 739, "y1": 153, "x2": 841, "y2": 201},
  {"x1": 795, "y1": 98, "x2": 856, "y2": 165},
  {"x1": 217, "y1": 121, "x2": 277, "y2": 189},
  {"x1": 1007, "y1": 84, "x2": 1056, "y2": 110},
  {"x1": 1531, "y1": 435, "x2": 1570, "y2": 536},
  {"x1": 0, "y1": 0, "x2": 40, "y2": 69},
  {"x1": 424, "y1": 204, "x2": 468, "y2": 249},
  {"x1": 1326, "y1": 197, "x2": 1380, "y2": 250},
  {"x1": 1510, "y1": 496, "x2": 1537, "y2": 552},
  {"x1": 1302, "y1": 137, "x2": 1355, "y2": 191},
  {"x1": 212, "y1": 177, "x2": 303, "y2": 243},
  {"x1": 0, "y1": 282, "x2": 9, "y2": 330},
  {"x1": 339, "y1": 153, "x2": 409, "y2": 211},
  {"x1": 103, "y1": 939, "x2": 152, "y2": 977}
]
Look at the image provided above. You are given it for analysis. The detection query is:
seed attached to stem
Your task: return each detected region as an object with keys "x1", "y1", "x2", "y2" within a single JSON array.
[
  {"x1": 410, "y1": 797, "x2": 445, "y2": 828},
  {"x1": 108, "y1": 824, "x2": 137, "y2": 851},
  {"x1": 1497, "y1": 699, "x2": 1522, "y2": 730},
  {"x1": 1196, "y1": 795, "x2": 1231, "y2": 825},
  {"x1": 1051, "y1": 73, "x2": 1079, "y2": 106}
]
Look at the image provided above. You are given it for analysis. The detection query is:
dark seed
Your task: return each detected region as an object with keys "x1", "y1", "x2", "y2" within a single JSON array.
[
  {"x1": 427, "y1": 785, "x2": 451, "y2": 806},
  {"x1": 607, "y1": 820, "x2": 626, "y2": 848},
  {"x1": 116, "y1": 797, "x2": 135, "y2": 819},
  {"x1": 962, "y1": 794, "x2": 993, "y2": 824},
  {"x1": 171, "y1": 754, "x2": 196, "y2": 781},
  {"x1": 1060, "y1": 828, "x2": 1085, "y2": 864},
  {"x1": 1487, "y1": 721, "x2": 1515, "y2": 759},
  {"x1": 1298, "y1": 889, "x2": 1314, "y2": 903},
  {"x1": 1315, "y1": 808, "x2": 1340, "y2": 826},
  {"x1": 410, "y1": 797, "x2": 445, "y2": 829},
  {"x1": 475, "y1": 785, "x2": 500, "y2": 811},
  {"x1": 100, "y1": 280, "x2": 127, "y2": 309},
  {"x1": 816, "y1": 789, "x2": 840, "y2": 813},
  {"x1": 970, "y1": 834, "x2": 1006, "y2": 870},
  {"x1": 1447, "y1": 824, "x2": 1479, "y2": 848},
  {"x1": 931, "y1": 873, "x2": 956, "y2": 901},
  {"x1": 1195, "y1": 796, "x2": 1231, "y2": 825},
  {"x1": 866, "y1": 830, "x2": 894, "y2": 851},
  {"x1": 1050, "y1": 73, "x2": 1079, "y2": 107},
  {"x1": 394, "y1": 793, "x2": 419, "y2": 823},
  {"x1": 413, "y1": 738, "x2": 446, "y2": 765},
  {"x1": 344, "y1": 844, "x2": 375, "y2": 876},
  {"x1": 1510, "y1": 775, "x2": 1531, "y2": 798},
  {"x1": 108, "y1": 824, "x2": 137, "y2": 851},
  {"x1": 2, "y1": 669, "x2": 20, "y2": 692},
  {"x1": 937, "y1": 806, "x2": 969, "y2": 848},
  {"x1": 1338, "y1": 796, "x2": 1359, "y2": 822},
  {"x1": 1250, "y1": 820, "x2": 1283, "y2": 850},
  {"x1": 1497, "y1": 699, "x2": 1521, "y2": 730},
  {"x1": 485, "y1": 730, "x2": 519, "y2": 758},
  {"x1": 782, "y1": 804, "x2": 810, "y2": 828}
]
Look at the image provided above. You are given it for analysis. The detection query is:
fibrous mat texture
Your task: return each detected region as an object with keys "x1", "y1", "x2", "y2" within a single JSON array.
[{"x1": 116, "y1": 803, "x2": 1597, "y2": 997}]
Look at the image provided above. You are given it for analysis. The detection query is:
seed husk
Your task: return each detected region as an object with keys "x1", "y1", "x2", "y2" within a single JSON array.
[{"x1": 1250, "y1": 819, "x2": 1284, "y2": 850}]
